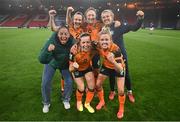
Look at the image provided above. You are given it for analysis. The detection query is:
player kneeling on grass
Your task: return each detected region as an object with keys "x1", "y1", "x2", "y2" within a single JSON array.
[
  {"x1": 95, "y1": 30, "x2": 126, "y2": 119},
  {"x1": 38, "y1": 25, "x2": 74, "y2": 113},
  {"x1": 69, "y1": 33, "x2": 96, "y2": 113}
]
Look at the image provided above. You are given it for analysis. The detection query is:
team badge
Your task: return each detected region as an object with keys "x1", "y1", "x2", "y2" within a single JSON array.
[{"x1": 74, "y1": 71, "x2": 79, "y2": 76}]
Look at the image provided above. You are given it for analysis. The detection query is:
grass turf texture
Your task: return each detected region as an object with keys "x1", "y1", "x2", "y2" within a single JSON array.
[{"x1": 0, "y1": 28, "x2": 180, "y2": 121}]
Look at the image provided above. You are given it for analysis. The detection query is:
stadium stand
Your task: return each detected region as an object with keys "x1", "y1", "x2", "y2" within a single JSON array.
[
  {"x1": 54, "y1": 16, "x2": 66, "y2": 26},
  {"x1": 0, "y1": 0, "x2": 179, "y2": 29},
  {"x1": 1, "y1": 14, "x2": 28, "y2": 27},
  {"x1": 0, "y1": 15, "x2": 9, "y2": 24},
  {"x1": 28, "y1": 14, "x2": 48, "y2": 27}
]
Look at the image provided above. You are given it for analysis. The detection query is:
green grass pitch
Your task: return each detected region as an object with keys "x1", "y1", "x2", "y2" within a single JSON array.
[{"x1": 0, "y1": 28, "x2": 180, "y2": 121}]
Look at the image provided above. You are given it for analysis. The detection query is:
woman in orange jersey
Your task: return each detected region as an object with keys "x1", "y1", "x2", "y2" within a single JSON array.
[
  {"x1": 84, "y1": 7, "x2": 121, "y2": 99},
  {"x1": 84, "y1": 7, "x2": 102, "y2": 41},
  {"x1": 67, "y1": 7, "x2": 121, "y2": 77},
  {"x1": 69, "y1": 33, "x2": 96, "y2": 113},
  {"x1": 95, "y1": 30, "x2": 126, "y2": 119},
  {"x1": 83, "y1": 7, "x2": 102, "y2": 79},
  {"x1": 66, "y1": 7, "x2": 85, "y2": 40},
  {"x1": 48, "y1": 9, "x2": 85, "y2": 40}
]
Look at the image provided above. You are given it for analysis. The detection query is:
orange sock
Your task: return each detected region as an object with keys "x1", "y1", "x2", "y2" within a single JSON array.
[
  {"x1": 61, "y1": 79, "x2": 64, "y2": 91},
  {"x1": 85, "y1": 90, "x2": 94, "y2": 104},
  {"x1": 76, "y1": 90, "x2": 84, "y2": 102},
  {"x1": 97, "y1": 89, "x2": 105, "y2": 103},
  {"x1": 118, "y1": 95, "x2": 126, "y2": 112}
]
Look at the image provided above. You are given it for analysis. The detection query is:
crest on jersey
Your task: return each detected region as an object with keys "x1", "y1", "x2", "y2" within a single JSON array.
[
  {"x1": 100, "y1": 68, "x2": 105, "y2": 72},
  {"x1": 83, "y1": 59, "x2": 88, "y2": 64},
  {"x1": 69, "y1": 54, "x2": 73, "y2": 60},
  {"x1": 110, "y1": 30, "x2": 114, "y2": 35},
  {"x1": 120, "y1": 70, "x2": 124, "y2": 76},
  {"x1": 74, "y1": 71, "x2": 79, "y2": 76}
]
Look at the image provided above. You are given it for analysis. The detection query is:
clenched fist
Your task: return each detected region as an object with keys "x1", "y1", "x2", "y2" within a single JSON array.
[
  {"x1": 114, "y1": 20, "x2": 121, "y2": 28},
  {"x1": 73, "y1": 62, "x2": 79, "y2": 69},
  {"x1": 49, "y1": 10, "x2": 57, "y2": 17},
  {"x1": 70, "y1": 44, "x2": 78, "y2": 55},
  {"x1": 67, "y1": 6, "x2": 74, "y2": 12},
  {"x1": 136, "y1": 10, "x2": 144, "y2": 19},
  {"x1": 106, "y1": 52, "x2": 115, "y2": 64},
  {"x1": 48, "y1": 44, "x2": 55, "y2": 51}
]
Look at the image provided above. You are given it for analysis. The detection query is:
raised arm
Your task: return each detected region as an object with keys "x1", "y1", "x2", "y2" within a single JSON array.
[
  {"x1": 121, "y1": 10, "x2": 144, "y2": 34},
  {"x1": 66, "y1": 6, "x2": 74, "y2": 25},
  {"x1": 48, "y1": 10, "x2": 59, "y2": 32}
]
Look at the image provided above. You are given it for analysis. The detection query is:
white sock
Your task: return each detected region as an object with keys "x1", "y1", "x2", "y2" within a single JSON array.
[{"x1": 127, "y1": 90, "x2": 132, "y2": 94}]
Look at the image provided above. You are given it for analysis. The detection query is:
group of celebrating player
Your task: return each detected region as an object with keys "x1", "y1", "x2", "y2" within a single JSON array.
[{"x1": 38, "y1": 6, "x2": 144, "y2": 119}]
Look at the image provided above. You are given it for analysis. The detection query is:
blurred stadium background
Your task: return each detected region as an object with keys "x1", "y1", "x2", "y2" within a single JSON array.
[
  {"x1": 0, "y1": 0, "x2": 180, "y2": 29},
  {"x1": 0, "y1": 0, "x2": 180, "y2": 121}
]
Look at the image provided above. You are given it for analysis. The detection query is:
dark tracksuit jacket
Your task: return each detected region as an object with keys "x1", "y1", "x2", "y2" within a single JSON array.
[
  {"x1": 108, "y1": 18, "x2": 144, "y2": 90},
  {"x1": 38, "y1": 32, "x2": 74, "y2": 70}
]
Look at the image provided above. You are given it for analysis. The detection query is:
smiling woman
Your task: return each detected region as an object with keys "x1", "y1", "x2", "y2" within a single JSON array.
[
  {"x1": 0, "y1": 0, "x2": 180, "y2": 121},
  {"x1": 0, "y1": 27, "x2": 180, "y2": 121},
  {"x1": 95, "y1": 30, "x2": 126, "y2": 119},
  {"x1": 69, "y1": 32, "x2": 96, "y2": 113},
  {"x1": 38, "y1": 25, "x2": 74, "y2": 113}
]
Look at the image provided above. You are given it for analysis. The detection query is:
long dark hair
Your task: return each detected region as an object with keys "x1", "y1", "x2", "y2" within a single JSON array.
[{"x1": 57, "y1": 23, "x2": 69, "y2": 32}]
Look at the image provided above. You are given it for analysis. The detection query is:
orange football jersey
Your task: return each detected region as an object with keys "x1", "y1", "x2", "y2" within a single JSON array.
[
  {"x1": 99, "y1": 43, "x2": 124, "y2": 69},
  {"x1": 71, "y1": 51, "x2": 92, "y2": 71},
  {"x1": 85, "y1": 21, "x2": 102, "y2": 41},
  {"x1": 69, "y1": 24, "x2": 84, "y2": 40}
]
